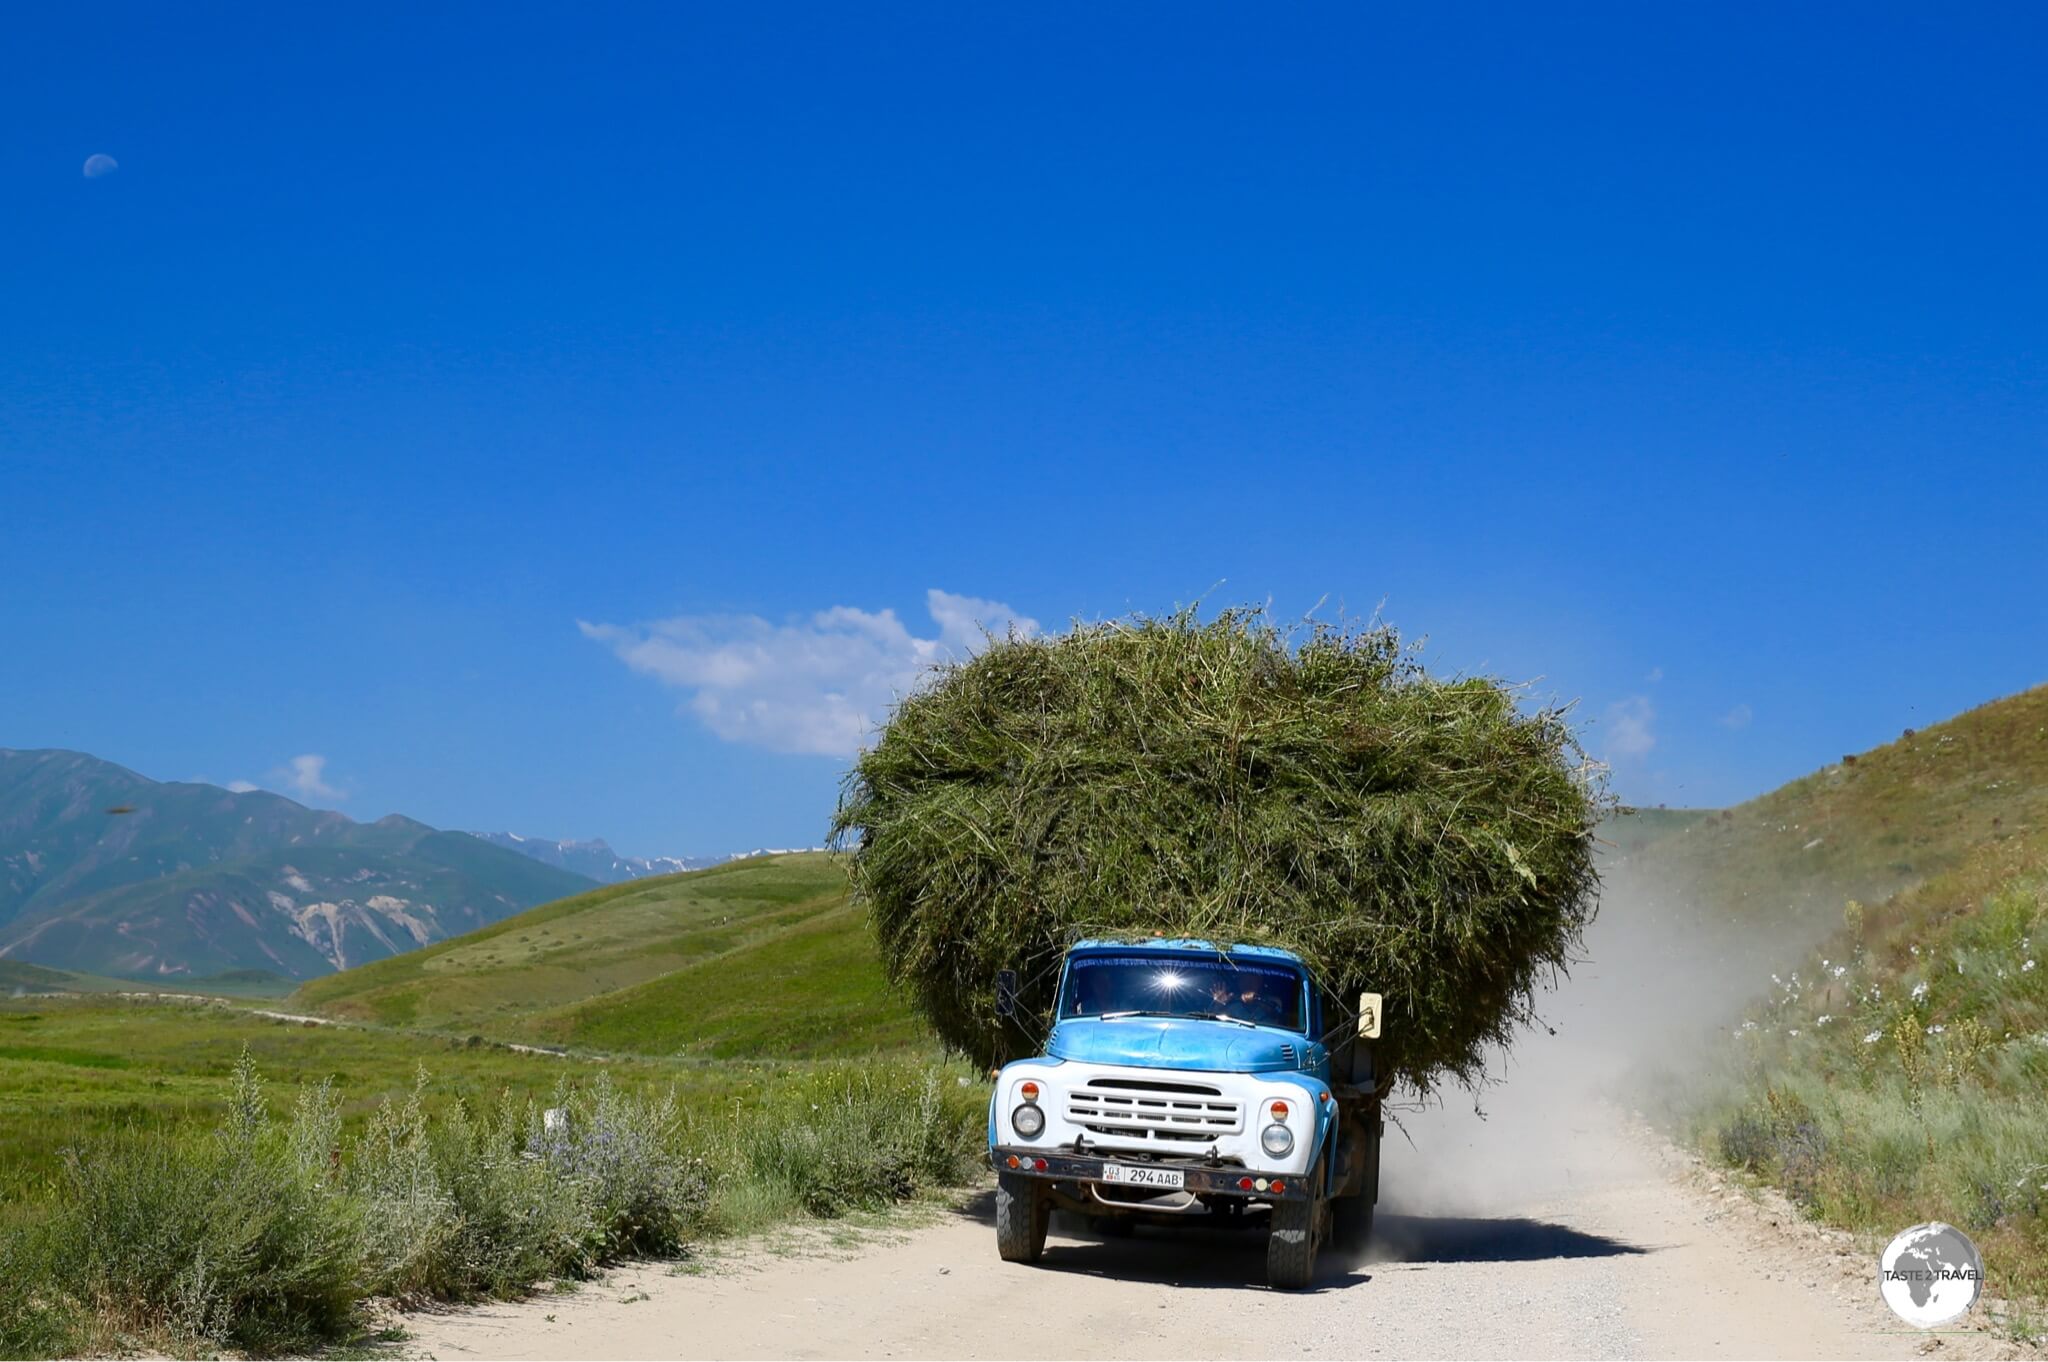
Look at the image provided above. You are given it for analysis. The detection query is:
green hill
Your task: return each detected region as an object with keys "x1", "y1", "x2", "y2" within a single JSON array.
[
  {"x1": 1601, "y1": 805, "x2": 1713, "y2": 856},
  {"x1": 0, "y1": 749, "x2": 594, "y2": 980},
  {"x1": 293, "y1": 851, "x2": 926, "y2": 1058},
  {"x1": 1620, "y1": 685, "x2": 2048, "y2": 948},
  {"x1": 1663, "y1": 692, "x2": 2048, "y2": 1329}
]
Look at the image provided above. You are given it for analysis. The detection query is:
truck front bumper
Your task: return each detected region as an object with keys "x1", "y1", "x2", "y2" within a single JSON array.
[{"x1": 989, "y1": 1145, "x2": 1310, "y2": 1200}]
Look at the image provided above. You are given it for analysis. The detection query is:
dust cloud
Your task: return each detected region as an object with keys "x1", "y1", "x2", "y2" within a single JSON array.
[{"x1": 1370, "y1": 839, "x2": 1840, "y2": 1248}]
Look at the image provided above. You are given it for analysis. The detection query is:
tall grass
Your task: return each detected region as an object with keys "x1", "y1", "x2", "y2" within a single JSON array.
[
  {"x1": 700, "y1": 1067, "x2": 983, "y2": 1227},
  {"x1": 0, "y1": 1053, "x2": 984, "y2": 1358}
]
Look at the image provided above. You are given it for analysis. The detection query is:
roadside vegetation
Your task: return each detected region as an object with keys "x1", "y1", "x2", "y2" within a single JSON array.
[
  {"x1": 0, "y1": 1030, "x2": 983, "y2": 1357},
  {"x1": 1654, "y1": 688, "x2": 2048, "y2": 1341}
]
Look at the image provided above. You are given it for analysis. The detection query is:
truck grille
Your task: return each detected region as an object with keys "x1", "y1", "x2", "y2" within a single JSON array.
[{"x1": 1065, "y1": 1077, "x2": 1244, "y2": 1142}]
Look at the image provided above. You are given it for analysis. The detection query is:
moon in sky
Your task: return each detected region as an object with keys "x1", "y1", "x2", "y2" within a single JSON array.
[{"x1": 83, "y1": 153, "x2": 119, "y2": 179}]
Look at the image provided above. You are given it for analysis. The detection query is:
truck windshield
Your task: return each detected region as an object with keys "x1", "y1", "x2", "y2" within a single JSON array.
[{"x1": 1059, "y1": 954, "x2": 1305, "y2": 1031}]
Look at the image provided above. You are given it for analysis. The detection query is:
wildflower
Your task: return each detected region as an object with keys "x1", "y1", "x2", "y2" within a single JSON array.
[
  {"x1": 2025, "y1": 960, "x2": 2037, "y2": 973},
  {"x1": 1926, "y1": 1024, "x2": 1946, "y2": 1035},
  {"x1": 1740, "y1": 1020, "x2": 1758, "y2": 1032},
  {"x1": 1912, "y1": 981, "x2": 1930, "y2": 1000},
  {"x1": 1863, "y1": 1030, "x2": 1883, "y2": 1044},
  {"x1": 1830, "y1": 964, "x2": 1848, "y2": 980},
  {"x1": 1816, "y1": 1015, "x2": 1832, "y2": 1025}
]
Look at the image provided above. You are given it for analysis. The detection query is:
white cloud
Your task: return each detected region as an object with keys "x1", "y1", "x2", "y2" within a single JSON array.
[
  {"x1": 583, "y1": 588, "x2": 1039, "y2": 757},
  {"x1": 1644, "y1": 666, "x2": 1664, "y2": 684},
  {"x1": 273, "y1": 753, "x2": 344, "y2": 801},
  {"x1": 226, "y1": 780, "x2": 259, "y2": 793},
  {"x1": 1720, "y1": 703, "x2": 1754, "y2": 730},
  {"x1": 82, "y1": 153, "x2": 118, "y2": 179},
  {"x1": 1602, "y1": 696, "x2": 1657, "y2": 760}
]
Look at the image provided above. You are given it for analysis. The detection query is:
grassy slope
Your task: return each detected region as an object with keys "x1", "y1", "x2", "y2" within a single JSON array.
[
  {"x1": 1629, "y1": 685, "x2": 2048, "y2": 938},
  {"x1": 1674, "y1": 831, "x2": 2048, "y2": 1331},
  {"x1": 1601, "y1": 805, "x2": 1713, "y2": 856},
  {"x1": 1641, "y1": 686, "x2": 2048, "y2": 1336},
  {"x1": 292, "y1": 852, "x2": 925, "y2": 1058}
]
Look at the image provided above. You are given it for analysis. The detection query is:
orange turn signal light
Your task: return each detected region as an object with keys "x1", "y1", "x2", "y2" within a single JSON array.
[
  {"x1": 1270, "y1": 1100, "x2": 1290, "y2": 1120},
  {"x1": 1020, "y1": 1081, "x2": 1040, "y2": 1102}
]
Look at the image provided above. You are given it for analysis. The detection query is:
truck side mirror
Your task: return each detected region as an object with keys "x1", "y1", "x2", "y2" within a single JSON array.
[
  {"x1": 1357, "y1": 992, "x2": 1382, "y2": 1039},
  {"x1": 995, "y1": 969, "x2": 1019, "y2": 1019}
]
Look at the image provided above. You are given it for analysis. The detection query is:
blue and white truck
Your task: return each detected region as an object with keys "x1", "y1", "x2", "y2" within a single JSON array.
[{"x1": 987, "y1": 938, "x2": 1384, "y2": 1289}]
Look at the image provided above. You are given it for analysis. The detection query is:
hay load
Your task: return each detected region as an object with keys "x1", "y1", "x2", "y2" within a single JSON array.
[{"x1": 831, "y1": 609, "x2": 1605, "y2": 1096}]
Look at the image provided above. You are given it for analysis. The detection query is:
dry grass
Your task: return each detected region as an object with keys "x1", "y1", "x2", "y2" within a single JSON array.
[{"x1": 833, "y1": 607, "x2": 1605, "y2": 1096}]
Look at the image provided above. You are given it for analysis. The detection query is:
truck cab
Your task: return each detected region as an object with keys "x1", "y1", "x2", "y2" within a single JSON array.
[{"x1": 988, "y1": 939, "x2": 1383, "y2": 1289}]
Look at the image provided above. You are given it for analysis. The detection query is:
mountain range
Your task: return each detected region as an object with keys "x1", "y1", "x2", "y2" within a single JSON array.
[
  {"x1": 0, "y1": 749, "x2": 596, "y2": 981},
  {"x1": 464, "y1": 832, "x2": 727, "y2": 883}
]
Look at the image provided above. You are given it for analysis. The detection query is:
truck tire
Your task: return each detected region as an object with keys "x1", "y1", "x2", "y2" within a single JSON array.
[
  {"x1": 995, "y1": 1172, "x2": 1050, "y2": 1263},
  {"x1": 1266, "y1": 1194, "x2": 1321, "y2": 1290}
]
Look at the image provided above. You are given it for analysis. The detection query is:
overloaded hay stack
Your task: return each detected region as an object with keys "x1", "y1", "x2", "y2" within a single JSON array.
[{"x1": 831, "y1": 609, "x2": 1605, "y2": 1096}]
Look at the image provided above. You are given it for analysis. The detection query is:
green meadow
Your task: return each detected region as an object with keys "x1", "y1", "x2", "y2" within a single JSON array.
[{"x1": 0, "y1": 854, "x2": 984, "y2": 1357}]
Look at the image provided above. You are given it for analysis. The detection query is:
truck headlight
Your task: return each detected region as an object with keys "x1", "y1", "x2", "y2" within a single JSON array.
[
  {"x1": 1013, "y1": 1103, "x2": 1046, "y2": 1139},
  {"x1": 1260, "y1": 1122, "x2": 1294, "y2": 1157}
]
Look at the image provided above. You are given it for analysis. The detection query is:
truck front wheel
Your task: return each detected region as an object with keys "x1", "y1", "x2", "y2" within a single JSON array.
[
  {"x1": 1266, "y1": 1194, "x2": 1323, "y2": 1290},
  {"x1": 995, "y1": 1172, "x2": 1051, "y2": 1263}
]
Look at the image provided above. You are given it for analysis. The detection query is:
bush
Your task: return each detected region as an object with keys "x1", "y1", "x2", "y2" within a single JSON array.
[
  {"x1": 352, "y1": 1067, "x2": 710, "y2": 1302},
  {"x1": 0, "y1": 1228, "x2": 83, "y2": 1360},
  {"x1": 536, "y1": 1073, "x2": 707, "y2": 1259},
  {"x1": 833, "y1": 608, "x2": 1606, "y2": 1094},
  {"x1": 712, "y1": 1067, "x2": 984, "y2": 1224},
  {"x1": 28, "y1": 1054, "x2": 365, "y2": 1355}
]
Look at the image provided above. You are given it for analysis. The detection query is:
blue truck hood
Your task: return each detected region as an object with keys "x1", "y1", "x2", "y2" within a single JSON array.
[{"x1": 1046, "y1": 1016, "x2": 1307, "y2": 1073}]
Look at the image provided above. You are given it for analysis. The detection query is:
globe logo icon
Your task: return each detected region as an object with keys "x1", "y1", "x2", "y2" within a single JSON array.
[{"x1": 1878, "y1": 1222, "x2": 1983, "y2": 1328}]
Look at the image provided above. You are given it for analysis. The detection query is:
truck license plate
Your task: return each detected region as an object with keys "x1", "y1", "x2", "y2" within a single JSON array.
[{"x1": 1102, "y1": 1163, "x2": 1184, "y2": 1189}]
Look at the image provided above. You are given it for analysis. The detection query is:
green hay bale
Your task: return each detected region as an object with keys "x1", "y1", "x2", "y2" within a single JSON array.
[{"x1": 831, "y1": 608, "x2": 1606, "y2": 1097}]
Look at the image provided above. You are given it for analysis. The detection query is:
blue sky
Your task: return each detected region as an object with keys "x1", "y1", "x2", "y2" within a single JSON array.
[{"x1": 3, "y1": 3, "x2": 2043, "y2": 856}]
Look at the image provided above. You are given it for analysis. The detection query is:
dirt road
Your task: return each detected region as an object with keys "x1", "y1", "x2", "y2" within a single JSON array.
[{"x1": 397, "y1": 1099, "x2": 2021, "y2": 1361}]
